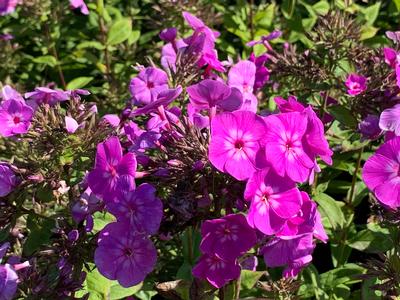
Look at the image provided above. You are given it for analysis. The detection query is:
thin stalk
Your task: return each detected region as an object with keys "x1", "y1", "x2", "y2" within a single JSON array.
[
  {"x1": 348, "y1": 146, "x2": 364, "y2": 204},
  {"x1": 234, "y1": 276, "x2": 241, "y2": 299}
]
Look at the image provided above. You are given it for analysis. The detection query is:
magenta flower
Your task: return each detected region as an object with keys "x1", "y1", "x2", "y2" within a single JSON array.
[
  {"x1": 208, "y1": 111, "x2": 267, "y2": 181},
  {"x1": 161, "y1": 39, "x2": 187, "y2": 72},
  {"x1": 264, "y1": 112, "x2": 315, "y2": 183},
  {"x1": 0, "y1": 164, "x2": 17, "y2": 197},
  {"x1": 182, "y1": 11, "x2": 218, "y2": 50},
  {"x1": 159, "y1": 28, "x2": 177, "y2": 43},
  {"x1": 95, "y1": 222, "x2": 157, "y2": 287},
  {"x1": 192, "y1": 254, "x2": 241, "y2": 288},
  {"x1": 69, "y1": 0, "x2": 89, "y2": 15},
  {"x1": 249, "y1": 53, "x2": 270, "y2": 90},
  {"x1": 261, "y1": 234, "x2": 315, "y2": 278},
  {"x1": 0, "y1": 85, "x2": 23, "y2": 102},
  {"x1": 0, "y1": 99, "x2": 34, "y2": 137},
  {"x1": 25, "y1": 87, "x2": 69, "y2": 106},
  {"x1": 383, "y1": 47, "x2": 399, "y2": 68},
  {"x1": 277, "y1": 192, "x2": 328, "y2": 243},
  {"x1": 246, "y1": 30, "x2": 282, "y2": 49},
  {"x1": 245, "y1": 168, "x2": 302, "y2": 235},
  {"x1": 345, "y1": 74, "x2": 367, "y2": 96},
  {"x1": 187, "y1": 79, "x2": 242, "y2": 113},
  {"x1": 87, "y1": 136, "x2": 137, "y2": 202},
  {"x1": 65, "y1": 116, "x2": 80, "y2": 134},
  {"x1": 106, "y1": 183, "x2": 163, "y2": 234},
  {"x1": 129, "y1": 67, "x2": 169, "y2": 106},
  {"x1": 0, "y1": 0, "x2": 20, "y2": 16},
  {"x1": 379, "y1": 104, "x2": 400, "y2": 136},
  {"x1": 200, "y1": 214, "x2": 256, "y2": 260},
  {"x1": 362, "y1": 136, "x2": 400, "y2": 208},
  {"x1": 359, "y1": 114, "x2": 382, "y2": 141},
  {"x1": 188, "y1": 104, "x2": 209, "y2": 129},
  {"x1": 274, "y1": 96, "x2": 305, "y2": 113}
]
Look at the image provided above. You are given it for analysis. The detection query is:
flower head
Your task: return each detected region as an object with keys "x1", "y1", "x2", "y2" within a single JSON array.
[
  {"x1": 159, "y1": 28, "x2": 177, "y2": 43},
  {"x1": 87, "y1": 136, "x2": 137, "y2": 202},
  {"x1": 249, "y1": 53, "x2": 270, "y2": 90},
  {"x1": 71, "y1": 188, "x2": 103, "y2": 223},
  {"x1": 345, "y1": 74, "x2": 367, "y2": 96},
  {"x1": 0, "y1": 99, "x2": 34, "y2": 137},
  {"x1": 209, "y1": 111, "x2": 267, "y2": 181},
  {"x1": 1, "y1": 85, "x2": 23, "y2": 102},
  {"x1": 106, "y1": 183, "x2": 163, "y2": 234},
  {"x1": 379, "y1": 104, "x2": 400, "y2": 136},
  {"x1": 25, "y1": 87, "x2": 69, "y2": 106},
  {"x1": 359, "y1": 114, "x2": 382, "y2": 141},
  {"x1": 0, "y1": 0, "x2": 20, "y2": 16},
  {"x1": 362, "y1": 136, "x2": 400, "y2": 208},
  {"x1": 200, "y1": 214, "x2": 256, "y2": 260},
  {"x1": 245, "y1": 168, "x2": 302, "y2": 235},
  {"x1": 0, "y1": 164, "x2": 17, "y2": 197},
  {"x1": 69, "y1": 0, "x2": 89, "y2": 15},
  {"x1": 95, "y1": 222, "x2": 157, "y2": 287},
  {"x1": 192, "y1": 254, "x2": 240, "y2": 288},
  {"x1": 129, "y1": 67, "x2": 169, "y2": 106}
]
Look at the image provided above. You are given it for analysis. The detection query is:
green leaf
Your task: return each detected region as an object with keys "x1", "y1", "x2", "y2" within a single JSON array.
[
  {"x1": 393, "y1": 0, "x2": 400, "y2": 11},
  {"x1": 109, "y1": 281, "x2": 143, "y2": 299},
  {"x1": 362, "y1": 2, "x2": 381, "y2": 26},
  {"x1": 312, "y1": 1, "x2": 330, "y2": 15},
  {"x1": 314, "y1": 193, "x2": 344, "y2": 230},
  {"x1": 327, "y1": 105, "x2": 357, "y2": 128},
  {"x1": 107, "y1": 18, "x2": 132, "y2": 46},
  {"x1": 23, "y1": 215, "x2": 55, "y2": 255},
  {"x1": 92, "y1": 212, "x2": 115, "y2": 233},
  {"x1": 240, "y1": 270, "x2": 265, "y2": 290},
  {"x1": 77, "y1": 41, "x2": 105, "y2": 50},
  {"x1": 66, "y1": 77, "x2": 94, "y2": 90},
  {"x1": 360, "y1": 26, "x2": 379, "y2": 41},
  {"x1": 32, "y1": 55, "x2": 57, "y2": 67},
  {"x1": 348, "y1": 229, "x2": 393, "y2": 253},
  {"x1": 128, "y1": 30, "x2": 141, "y2": 45},
  {"x1": 282, "y1": 0, "x2": 297, "y2": 19}
]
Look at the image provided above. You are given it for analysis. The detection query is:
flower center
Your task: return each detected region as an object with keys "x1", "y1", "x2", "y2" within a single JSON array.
[
  {"x1": 285, "y1": 140, "x2": 294, "y2": 151},
  {"x1": 13, "y1": 116, "x2": 21, "y2": 124},
  {"x1": 108, "y1": 165, "x2": 117, "y2": 177},
  {"x1": 234, "y1": 140, "x2": 244, "y2": 150},
  {"x1": 262, "y1": 193, "x2": 270, "y2": 203},
  {"x1": 123, "y1": 247, "x2": 133, "y2": 257},
  {"x1": 147, "y1": 81, "x2": 154, "y2": 89}
]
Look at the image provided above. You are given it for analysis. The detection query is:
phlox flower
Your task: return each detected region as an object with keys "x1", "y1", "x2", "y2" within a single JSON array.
[
  {"x1": 95, "y1": 222, "x2": 157, "y2": 288},
  {"x1": 187, "y1": 104, "x2": 209, "y2": 129},
  {"x1": 0, "y1": 164, "x2": 17, "y2": 197},
  {"x1": 345, "y1": 74, "x2": 367, "y2": 96},
  {"x1": 159, "y1": 28, "x2": 177, "y2": 43},
  {"x1": 65, "y1": 116, "x2": 80, "y2": 134},
  {"x1": 25, "y1": 87, "x2": 69, "y2": 106},
  {"x1": 101, "y1": 114, "x2": 120, "y2": 128},
  {"x1": 0, "y1": 85, "x2": 23, "y2": 102},
  {"x1": 192, "y1": 254, "x2": 241, "y2": 288},
  {"x1": 359, "y1": 114, "x2": 382, "y2": 141},
  {"x1": 249, "y1": 53, "x2": 270, "y2": 90},
  {"x1": 69, "y1": 0, "x2": 89, "y2": 15},
  {"x1": 87, "y1": 136, "x2": 137, "y2": 202},
  {"x1": 379, "y1": 103, "x2": 400, "y2": 136},
  {"x1": 245, "y1": 168, "x2": 302, "y2": 235},
  {"x1": 228, "y1": 60, "x2": 258, "y2": 112},
  {"x1": 274, "y1": 95, "x2": 305, "y2": 113},
  {"x1": 161, "y1": 39, "x2": 187, "y2": 72},
  {"x1": 129, "y1": 67, "x2": 169, "y2": 106},
  {"x1": 0, "y1": 0, "x2": 20, "y2": 16},
  {"x1": 383, "y1": 47, "x2": 400, "y2": 68},
  {"x1": 362, "y1": 136, "x2": 400, "y2": 208},
  {"x1": 246, "y1": 30, "x2": 282, "y2": 49},
  {"x1": 200, "y1": 214, "x2": 256, "y2": 260},
  {"x1": 187, "y1": 79, "x2": 242, "y2": 114},
  {"x1": 0, "y1": 99, "x2": 34, "y2": 137},
  {"x1": 106, "y1": 183, "x2": 163, "y2": 235},
  {"x1": 71, "y1": 187, "x2": 103, "y2": 223},
  {"x1": 261, "y1": 234, "x2": 315, "y2": 278},
  {"x1": 208, "y1": 110, "x2": 267, "y2": 181}
]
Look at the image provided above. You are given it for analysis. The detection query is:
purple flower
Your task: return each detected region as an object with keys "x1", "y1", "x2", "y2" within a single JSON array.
[
  {"x1": 161, "y1": 39, "x2": 187, "y2": 72},
  {"x1": 188, "y1": 104, "x2": 209, "y2": 129},
  {"x1": 0, "y1": 85, "x2": 23, "y2": 102},
  {"x1": 249, "y1": 53, "x2": 270, "y2": 90},
  {"x1": 345, "y1": 74, "x2": 367, "y2": 96},
  {"x1": 383, "y1": 47, "x2": 400, "y2": 68},
  {"x1": 159, "y1": 28, "x2": 177, "y2": 43},
  {"x1": 25, "y1": 87, "x2": 69, "y2": 106},
  {"x1": 359, "y1": 114, "x2": 382, "y2": 141},
  {"x1": 200, "y1": 214, "x2": 256, "y2": 260},
  {"x1": 192, "y1": 254, "x2": 241, "y2": 288},
  {"x1": 101, "y1": 114, "x2": 120, "y2": 128},
  {"x1": 0, "y1": 0, "x2": 20, "y2": 16},
  {"x1": 0, "y1": 99, "x2": 34, "y2": 137},
  {"x1": 245, "y1": 168, "x2": 302, "y2": 235},
  {"x1": 228, "y1": 60, "x2": 258, "y2": 112},
  {"x1": 246, "y1": 30, "x2": 282, "y2": 48},
  {"x1": 69, "y1": 0, "x2": 89, "y2": 15},
  {"x1": 362, "y1": 136, "x2": 400, "y2": 208},
  {"x1": 87, "y1": 136, "x2": 137, "y2": 202},
  {"x1": 274, "y1": 96, "x2": 305, "y2": 113},
  {"x1": 261, "y1": 234, "x2": 315, "y2": 278},
  {"x1": 129, "y1": 67, "x2": 169, "y2": 106},
  {"x1": 240, "y1": 256, "x2": 258, "y2": 271},
  {"x1": 131, "y1": 87, "x2": 182, "y2": 116},
  {"x1": 0, "y1": 264, "x2": 18, "y2": 300},
  {"x1": 379, "y1": 104, "x2": 400, "y2": 136},
  {"x1": 0, "y1": 164, "x2": 17, "y2": 197},
  {"x1": 0, "y1": 34, "x2": 13, "y2": 41},
  {"x1": 208, "y1": 111, "x2": 267, "y2": 181},
  {"x1": 65, "y1": 116, "x2": 80, "y2": 134},
  {"x1": 106, "y1": 183, "x2": 163, "y2": 234},
  {"x1": 187, "y1": 79, "x2": 242, "y2": 113},
  {"x1": 95, "y1": 222, "x2": 157, "y2": 287},
  {"x1": 71, "y1": 188, "x2": 103, "y2": 223}
]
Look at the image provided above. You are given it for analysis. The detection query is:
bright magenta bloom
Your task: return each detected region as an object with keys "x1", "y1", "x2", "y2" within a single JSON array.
[
  {"x1": 0, "y1": 164, "x2": 17, "y2": 197},
  {"x1": 87, "y1": 136, "x2": 137, "y2": 202},
  {"x1": 379, "y1": 104, "x2": 400, "y2": 136},
  {"x1": 25, "y1": 87, "x2": 69, "y2": 106},
  {"x1": 245, "y1": 168, "x2": 302, "y2": 235},
  {"x1": 0, "y1": 99, "x2": 34, "y2": 137},
  {"x1": 69, "y1": 0, "x2": 89, "y2": 15},
  {"x1": 362, "y1": 136, "x2": 400, "y2": 208},
  {"x1": 0, "y1": 0, "x2": 20, "y2": 16},
  {"x1": 208, "y1": 111, "x2": 267, "y2": 181},
  {"x1": 345, "y1": 74, "x2": 367, "y2": 96},
  {"x1": 200, "y1": 214, "x2": 256, "y2": 260}
]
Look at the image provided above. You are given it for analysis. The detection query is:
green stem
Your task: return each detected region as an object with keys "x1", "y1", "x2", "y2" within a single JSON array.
[{"x1": 348, "y1": 146, "x2": 364, "y2": 204}]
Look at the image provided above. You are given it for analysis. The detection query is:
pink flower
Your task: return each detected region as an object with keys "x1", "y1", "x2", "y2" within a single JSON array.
[
  {"x1": 228, "y1": 60, "x2": 258, "y2": 112},
  {"x1": 274, "y1": 96, "x2": 305, "y2": 113},
  {"x1": 129, "y1": 67, "x2": 169, "y2": 106},
  {"x1": 345, "y1": 74, "x2": 367, "y2": 96},
  {"x1": 245, "y1": 168, "x2": 302, "y2": 235},
  {"x1": 65, "y1": 116, "x2": 80, "y2": 134},
  {"x1": 192, "y1": 254, "x2": 240, "y2": 288},
  {"x1": 69, "y1": 0, "x2": 89, "y2": 15},
  {"x1": 25, "y1": 87, "x2": 69, "y2": 106},
  {"x1": 87, "y1": 136, "x2": 137, "y2": 202},
  {"x1": 383, "y1": 47, "x2": 400, "y2": 68},
  {"x1": 246, "y1": 30, "x2": 282, "y2": 48},
  {"x1": 249, "y1": 53, "x2": 270, "y2": 90},
  {"x1": 379, "y1": 103, "x2": 400, "y2": 136},
  {"x1": 159, "y1": 28, "x2": 177, "y2": 43},
  {"x1": 0, "y1": 0, "x2": 20, "y2": 16},
  {"x1": 362, "y1": 136, "x2": 400, "y2": 208},
  {"x1": 200, "y1": 214, "x2": 257, "y2": 260},
  {"x1": 264, "y1": 112, "x2": 315, "y2": 183},
  {"x1": 0, "y1": 163, "x2": 17, "y2": 197},
  {"x1": 0, "y1": 85, "x2": 23, "y2": 102},
  {"x1": 0, "y1": 99, "x2": 34, "y2": 137},
  {"x1": 208, "y1": 111, "x2": 267, "y2": 181}
]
